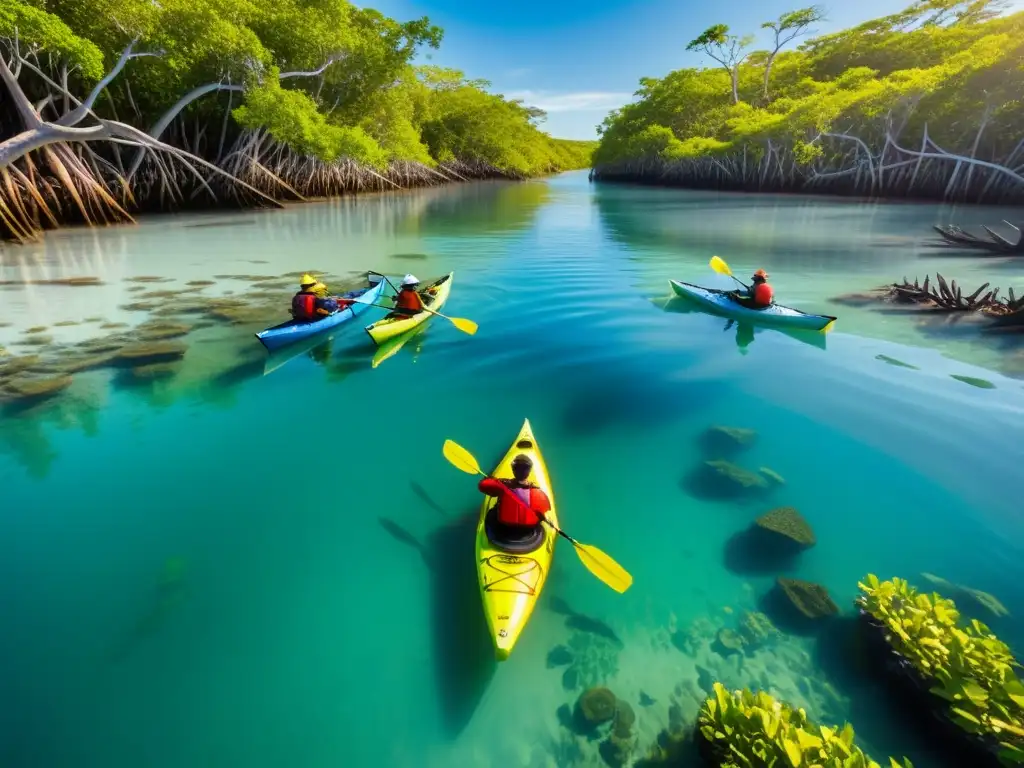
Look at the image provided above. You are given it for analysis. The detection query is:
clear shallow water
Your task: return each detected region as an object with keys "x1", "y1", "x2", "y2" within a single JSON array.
[{"x1": 2, "y1": 173, "x2": 1024, "y2": 767}]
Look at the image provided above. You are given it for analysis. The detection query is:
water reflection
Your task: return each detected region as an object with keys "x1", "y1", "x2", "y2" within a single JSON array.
[{"x1": 596, "y1": 184, "x2": 1023, "y2": 371}]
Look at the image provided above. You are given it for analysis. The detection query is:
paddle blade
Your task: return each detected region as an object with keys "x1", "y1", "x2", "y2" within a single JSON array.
[
  {"x1": 709, "y1": 255, "x2": 733, "y2": 277},
  {"x1": 450, "y1": 317, "x2": 479, "y2": 335},
  {"x1": 573, "y1": 542, "x2": 633, "y2": 594},
  {"x1": 442, "y1": 439, "x2": 484, "y2": 476}
]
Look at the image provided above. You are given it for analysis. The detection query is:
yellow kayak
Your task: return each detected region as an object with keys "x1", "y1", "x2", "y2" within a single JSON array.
[
  {"x1": 475, "y1": 418, "x2": 558, "y2": 661},
  {"x1": 364, "y1": 272, "x2": 453, "y2": 346}
]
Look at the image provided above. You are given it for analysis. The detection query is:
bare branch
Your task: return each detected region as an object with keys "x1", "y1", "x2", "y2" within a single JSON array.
[{"x1": 56, "y1": 39, "x2": 163, "y2": 127}]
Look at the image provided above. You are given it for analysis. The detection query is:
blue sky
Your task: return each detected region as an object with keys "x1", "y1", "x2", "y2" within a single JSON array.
[{"x1": 367, "y1": 0, "x2": 1024, "y2": 140}]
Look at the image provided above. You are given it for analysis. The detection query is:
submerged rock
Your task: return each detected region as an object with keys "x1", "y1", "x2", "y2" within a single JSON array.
[
  {"x1": 699, "y1": 425, "x2": 757, "y2": 456},
  {"x1": 129, "y1": 362, "x2": 181, "y2": 381},
  {"x1": 115, "y1": 341, "x2": 187, "y2": 366},
  {"x1": 776, "y1": 577, "x2": 838, "y2": 619},
  {"x1": 755, "y1": 507, "x2": 816, "y2": 548},
  {"x1": 602, "y1": 699, "x2": 637, "y2": 766},
  {"x1": 546, "y1": 644, "x2": 574, "y2": 668},
  {"x1": 638, "y1": 691, "x2": 656, "y2": 707},
  {"x1": 3, "y1": 374, "x2": 73, "y2": 401},
  {"x1": 136, "y1": 321, "x2": 192, "y2": 341},
  {"x1": 739, "y1": 611, "x2": 778, "y2": 648},
  {"x1": 920, "y1": 572, "x2": 1009, "y2": 618},
  {"x1": 704, "y1": 460, "x2": 768, "y2": 491},
  {"x1": 712, "y1": 627, "x2": 746, "y2": 657},
  {"x1": 576, "y1": 686, "x2": 617, "y2": 726}
]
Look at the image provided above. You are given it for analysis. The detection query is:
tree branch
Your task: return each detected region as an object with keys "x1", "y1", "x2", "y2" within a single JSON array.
[
  {"x1": 56, "y1": 39, "x2": 163, "y2": 127},
  {"x1": 126, "y1": 55, "x2": 343, "y2": 181}
]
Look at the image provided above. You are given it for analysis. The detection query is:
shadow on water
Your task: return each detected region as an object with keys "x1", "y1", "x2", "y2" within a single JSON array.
[
  {"x1": 377, "y1": 513, "x2": 496, "y2": 738},
  {"x1": 812, "y1": 617, "x2": 955, "y2": 767},
  {"x1": 101, "y1": 557, "x2": 190, "y2": 667},
  {"x1": 547, "y1": 596, "x2": 624, "y2": 647},
  {"x1": 560, "y1": 371, "x2": 719, "y2": 439},
  {"x1": 722, "y1": 527, "x2": 800, "y2": 576}
]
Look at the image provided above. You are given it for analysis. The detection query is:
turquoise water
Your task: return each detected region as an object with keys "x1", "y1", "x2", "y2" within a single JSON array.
[{"x1": 2, "y1": 172, "x2": 1024, "y2": 767}]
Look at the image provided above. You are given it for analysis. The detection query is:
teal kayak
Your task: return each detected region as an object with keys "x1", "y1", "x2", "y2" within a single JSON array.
[{"x1": 669, "y1": 280, "x2": 837, "y2": 332}]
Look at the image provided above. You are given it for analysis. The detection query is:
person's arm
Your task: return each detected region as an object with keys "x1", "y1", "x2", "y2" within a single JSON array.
[{"x1": 478, "y1": 477, "x2": 505, "y2": 497}]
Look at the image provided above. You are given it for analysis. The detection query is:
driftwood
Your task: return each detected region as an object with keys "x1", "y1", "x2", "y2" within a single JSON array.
[
  {"x1": 932, "y1": 221, "x2": 1024, "y2": 254},
  {"x1": 884, "y1": 273, "x2": 1024, "y2": 326}
]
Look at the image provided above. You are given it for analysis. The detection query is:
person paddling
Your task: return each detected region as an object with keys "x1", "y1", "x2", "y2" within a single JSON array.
[
  {"x1": 479, "y1": 454, "x2": 551, "y2": 540},
  {"x1": 291, "y1": 274, "x2": 352, "y2": 322},
  {"x1": 730, "y1": 269, "x2": 774, "y2": 309},
  {"x1": 389, "y1": 274, "x2": 425, "y2": 318}
]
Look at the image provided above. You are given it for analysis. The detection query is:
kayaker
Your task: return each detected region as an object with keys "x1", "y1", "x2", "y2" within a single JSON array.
[
  {"x1": 291, "y1": 274, "x2": 352, "y2": 322},
  {"x1": 731, "y1": 269, "x2": 774, "y2": 308},
  {"x1": 389, "y1": 274, "x2": 425, "y2": 318},
  {"x1": 479, "y1": 454, "x2": 551, "y2": 538}
]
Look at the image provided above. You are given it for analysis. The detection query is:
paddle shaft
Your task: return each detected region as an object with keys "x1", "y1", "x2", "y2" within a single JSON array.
[
  {"x1": 729, "y1": 275, "x2": 750, "y2": 291},
  {"x1": 367, "y1": 271, "x2": 401, "y2": 295}
]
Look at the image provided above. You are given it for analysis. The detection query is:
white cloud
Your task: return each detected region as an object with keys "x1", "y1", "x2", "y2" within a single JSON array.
[{"x1": 503, "y1": 90, "x2": 633, "y2": 113}]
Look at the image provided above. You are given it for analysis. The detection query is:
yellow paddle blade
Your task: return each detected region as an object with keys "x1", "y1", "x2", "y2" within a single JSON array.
[
  {"x1": 709, "y1": 255, "x2": 733, "y2": 277},
  {"x1": 572, "y1": 541, "x2": 633, "y2": 594},
  {"x1": 449, "y1": 317, "x2": 479, "y2": 335},
  {"x1": 442, "y1": 439, "x2": 484, "y2": 476}
]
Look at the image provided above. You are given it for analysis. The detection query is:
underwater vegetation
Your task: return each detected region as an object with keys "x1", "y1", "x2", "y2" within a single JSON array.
[
  {"x1": 696, "y1": 683, "x2": 913, "y2": 768},
  {"x1": 857, "y1": 575, "x2": 1024, "y2": 766}
]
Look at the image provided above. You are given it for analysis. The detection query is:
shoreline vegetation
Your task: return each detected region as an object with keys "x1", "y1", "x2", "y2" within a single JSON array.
[
  {"x1": 590, "y1": 0, "x2": 1024, "y2": 205},
  {"x1": 0, "y1": 0, "x2": 596, "y2": 244}
]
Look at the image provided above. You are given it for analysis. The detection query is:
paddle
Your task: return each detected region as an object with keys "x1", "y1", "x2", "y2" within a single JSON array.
[
  {"x1": 709, "y1": 255, "x2": 749, "y2": 292},
  {"x1": 353, "y1": 296, "x2": 478, "y2": 335},
  {"x1": 441, "y1": 438, "x2": 633, "y2": 594}
]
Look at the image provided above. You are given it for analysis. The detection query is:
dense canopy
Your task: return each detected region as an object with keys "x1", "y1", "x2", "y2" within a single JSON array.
[
  {"x1": 591, "y1": 0, "x2": 1024, "y2": 202},
  {"x1": 0, "y1": 0, "x2": 595, "y2": 240}
]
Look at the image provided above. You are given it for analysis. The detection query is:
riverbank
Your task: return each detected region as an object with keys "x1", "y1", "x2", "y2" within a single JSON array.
[
  {"x1": 0, "y1": 1, "x2": 595, "y2": 244},
  {"x1": 590, "y1": 3, "x2": 1024, "y2": 206}
]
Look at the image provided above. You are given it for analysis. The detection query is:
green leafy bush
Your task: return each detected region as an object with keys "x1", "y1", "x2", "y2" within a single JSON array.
[
  {"x1": 857, "y1": 574, "x2": 1024, "y2": 764},
  {"x1": 698, "y1": 682, "x2": 912, "y2": 767},
  {"x1": 592, "y1": 2, "x2": 1024, "y2": 172}
]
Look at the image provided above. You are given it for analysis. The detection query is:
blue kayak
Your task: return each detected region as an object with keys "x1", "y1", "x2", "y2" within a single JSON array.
[{"x1": 255, "y1": 274, "x2": 388, "y2": 352}]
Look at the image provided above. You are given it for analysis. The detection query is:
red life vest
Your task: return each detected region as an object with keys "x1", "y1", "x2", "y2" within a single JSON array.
[
  {"x1": 498, "y1": 486, "x2": 548, "y2": 526},
  {"x1": 753, "y1": 282, "x2": 774, "y2": 306},
  {"x1": 292, "y1": 292, "x2": 317, "y2": 321},
  {"x1": 395, "y1": 289, "x2": 423, "y2": 313}
]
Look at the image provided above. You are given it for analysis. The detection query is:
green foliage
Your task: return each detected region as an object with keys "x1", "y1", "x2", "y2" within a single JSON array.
[
  {"x1": 594, "y1": 1, "x2": 1024, "y2": 171},
  {"x1": 0, "y1": 1, "x2": 104, "y2": 80},
  {"x1": 2, "y1": 0, "x2": 584, "y2": 176},
  {"x1": 698, "y1": 682, "x2": 913, "y2": 767},
  {"x1": 233, "y1": 70, "x2": 388, "y2": 167},
  {"x1": 858, "y1": 574, "x2": 1024, "y2": 763}
]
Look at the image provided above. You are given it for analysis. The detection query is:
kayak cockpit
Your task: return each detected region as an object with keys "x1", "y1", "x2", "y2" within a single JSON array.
[{"x1": 484, "y1": 505, "x2": 545, "y2": 554}]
